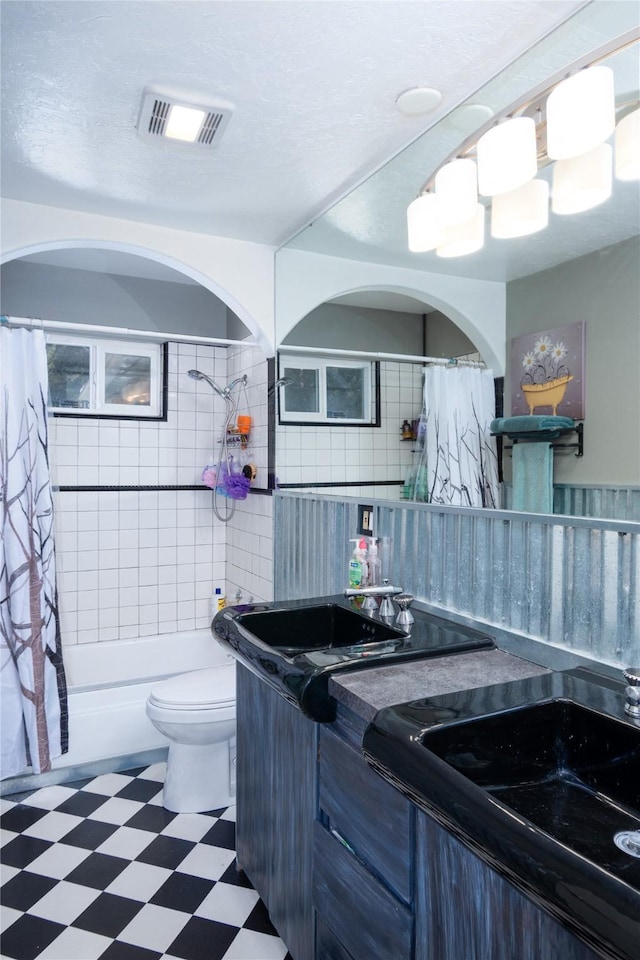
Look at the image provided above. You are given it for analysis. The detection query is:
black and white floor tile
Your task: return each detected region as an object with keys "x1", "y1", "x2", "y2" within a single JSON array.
[{"x1": 0, "y1": 763, "x2": 293, "y2": 960}]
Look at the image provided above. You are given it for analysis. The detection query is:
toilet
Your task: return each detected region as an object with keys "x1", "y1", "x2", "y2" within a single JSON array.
[{"x1": 145, "y1": 664, "x2": 236, "y2": 813}]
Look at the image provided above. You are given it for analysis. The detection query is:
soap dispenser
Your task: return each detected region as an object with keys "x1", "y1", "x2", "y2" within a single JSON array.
[
  {"x1": 348, "y1": 539, "x2": 369, "y2": 589},
  {"x1": 366, "y1": 537, "x2": 381, "y2": 587}
]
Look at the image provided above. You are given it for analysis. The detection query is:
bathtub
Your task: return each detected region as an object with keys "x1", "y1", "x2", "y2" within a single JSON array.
[{"x1": 54, "y1": 629, "x2": 232, "y2": 770}]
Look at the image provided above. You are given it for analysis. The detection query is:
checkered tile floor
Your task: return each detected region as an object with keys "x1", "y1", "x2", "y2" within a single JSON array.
[{"x1": 0, "y1": 763, "x2": 293, "y2": 960}]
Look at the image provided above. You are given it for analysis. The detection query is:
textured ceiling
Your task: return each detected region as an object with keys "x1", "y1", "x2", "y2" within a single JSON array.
[{"x1": 2, "y1": 0, "x2": 587, "y2": 249}]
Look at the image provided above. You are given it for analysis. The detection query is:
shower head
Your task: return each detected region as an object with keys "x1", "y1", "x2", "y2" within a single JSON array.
[
  {"x1": 187, "y1": 369, "x2": 227, "y2": 398},
  {"x1": 226, "y1": 374, "x2": 248, "y2": 393},
  {"x1": 269, "y1": 376, "x2": 293, "y2": 393}
]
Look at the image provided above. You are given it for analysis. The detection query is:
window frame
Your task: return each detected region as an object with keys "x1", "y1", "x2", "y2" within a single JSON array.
[
  {"x1": 46, "y1": 334, "x2": 168, "y2": 420},
  {"x1": 277, "y1": 354, "x2": 380, "y2": 427}
]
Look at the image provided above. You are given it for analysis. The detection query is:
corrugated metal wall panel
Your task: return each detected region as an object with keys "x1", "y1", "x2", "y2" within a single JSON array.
[{"x1": 274, "y1": 493, "x2": 639, "y2": 666}]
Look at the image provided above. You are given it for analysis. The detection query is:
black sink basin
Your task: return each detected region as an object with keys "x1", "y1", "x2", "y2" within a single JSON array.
[
  {"x1": 363, "y1": 670, "x2": 640, "y2": 960},
  {"x1": 213, "y1": 595, "x2": 495, "y2": 721},
  {"x1": 234, "y1": 603, "x2": 404, "y2": 656},
  {"x1": 422, "y1": 698, "x2": 639, "y2": 872}
]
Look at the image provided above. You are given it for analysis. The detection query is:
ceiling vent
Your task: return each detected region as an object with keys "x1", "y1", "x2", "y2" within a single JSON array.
[{"x1": 136, "y1": 88, "x2": 233, "y2": 147}]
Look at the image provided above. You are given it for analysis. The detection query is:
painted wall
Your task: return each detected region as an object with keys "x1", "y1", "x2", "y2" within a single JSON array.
[
  {"x1": 505, "y1": 237, "x2": 640, "y2": 486},
  {"x1": 275, "y1": 247, "x2": 506, "y2": 375},
  {"x1": 425, "y1": 309, "x2": 478, "y2": 359},
  {"x1": 285, "y1": 302, "x2": 478, "y2": 359},
  {"x1": 0, "y1": 198, "x2": 276, "y2": 353},
  {"x1": 0, "y1": 260, "x2": 249, "y2": 339},
  {"x1": 284, "y1": 303, "x2": 425, "y2": 353}
]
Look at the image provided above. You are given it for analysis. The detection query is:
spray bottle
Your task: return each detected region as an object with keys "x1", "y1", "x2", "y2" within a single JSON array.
[{"x1": 348, "y1": 539, "x2": 369, "y2": 589}]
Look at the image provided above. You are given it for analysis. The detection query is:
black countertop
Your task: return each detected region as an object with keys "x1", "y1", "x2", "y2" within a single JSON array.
[
  {"x1": 363, "y1": 668, "x2": 640, "y2": 960},
  {"x1": 212, "y1": 594, "x2": 495, "y2": 721}
]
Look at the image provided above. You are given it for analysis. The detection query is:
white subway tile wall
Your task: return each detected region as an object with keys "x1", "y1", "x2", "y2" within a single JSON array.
[
  {"x1": 225, "y1": 343, "x2": 274, "y2": 605},
  {"x1": 276, "y1": 361, "x2": 423, "y2": 496},
  {"x1": 50, "y1": 342, "x2": 273, "y2": 647}
]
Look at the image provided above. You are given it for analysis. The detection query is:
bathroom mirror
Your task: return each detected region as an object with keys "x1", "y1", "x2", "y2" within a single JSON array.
[{"x1": 274, "y1": 2, "x2": 640, "y2": 521}]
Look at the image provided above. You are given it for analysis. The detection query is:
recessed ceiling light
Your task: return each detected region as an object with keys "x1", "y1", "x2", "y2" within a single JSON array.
[
  {"x1": 447, "y1": 103, "x2": 495, "y2": 132},
  {"x1": 396, "y1": 87, "x2": 442, "y2": 116},
  {"x1": 136, "y1": 87, "x2": 233, "y2": 147},
  {"x1": 165, "y1": 105, "x2": 207, "y2": 142}
]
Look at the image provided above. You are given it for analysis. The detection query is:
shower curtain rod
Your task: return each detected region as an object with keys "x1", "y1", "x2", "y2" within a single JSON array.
[
  {"x1": 277, "y1": 343, "x2": 485, "y2": 367},
  {"x1": 1, "y1": 316, "x2": 258, "y2": 349}
]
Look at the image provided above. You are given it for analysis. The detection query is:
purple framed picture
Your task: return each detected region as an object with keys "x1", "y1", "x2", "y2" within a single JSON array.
[{"x1": 509, "y1": 320, "x2": 585, "y2": 419}]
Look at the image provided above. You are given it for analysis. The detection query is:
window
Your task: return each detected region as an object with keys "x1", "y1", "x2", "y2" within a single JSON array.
[
  {"x1": 278, "y1": 355, "x2": 379, "y2": 425},
  {"x1": 46, "y1": 335, "x2": 166, "y2": 419}
]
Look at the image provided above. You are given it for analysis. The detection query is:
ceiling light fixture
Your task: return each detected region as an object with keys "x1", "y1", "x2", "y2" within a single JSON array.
[
  {"x1": 476, "y1": 116, "x2": 538, "y2": 196},
  {"x1": 615, "y1": 106, "x2": 640, "y2": 180},
  {"x1": 434, "y1": 158, "x2": 478, "y2": 226},
  {"x1": 406, "y1": 35, "x2": 639, "y2": 257},
  {"x1": 436, "y1": 203, "x2": 485, "y2": 258},
  {"x1": 136, "y1": 88, "x2": 233, "y2": 147},
  {"x1": 407, "y1": 193, "x2": 441, "y2": 252},
  {"x1": 552, "y1": 143, "x2": 613, "y2": 215},
  {"x1": 546, "y1": 65, "x2": 615, "y2": 160},
  {"x1": 165, "y1": 105, "x2": 207, "y2": 142},
  {"x1": 491, "y1": 179, "x2": 549, "y2": 238}
]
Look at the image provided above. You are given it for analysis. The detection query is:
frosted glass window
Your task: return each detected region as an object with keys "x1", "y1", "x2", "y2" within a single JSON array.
[
  {"x1": 47, "y1": 343, "x2": 92, "y2": 409},
  {"x1": 278, "y1": 354, "x2": 377, "y2": 425},
  {"x1": 105, "y1": 353, "x2": 152, "y2": 406},
  {"x1": 283, "y1": 366, "x2": 319, "y2": 413},
  {"x1": 327, "y1": 366, "x2": 365, "y2": 419},
  {"x1": 46, "y1": 335, "x2": 164, "y2": 418}
]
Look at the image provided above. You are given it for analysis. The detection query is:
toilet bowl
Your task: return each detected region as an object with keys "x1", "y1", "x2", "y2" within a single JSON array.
[{"x1": 145, "y1": 664, "x2": 236, "y2": 813}]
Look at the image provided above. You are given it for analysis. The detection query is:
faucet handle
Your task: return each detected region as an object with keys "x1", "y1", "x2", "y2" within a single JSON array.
[
  {"x1": 395, "y1": 594, "x2": 415, "y2": 626},
  {"x1": 623, "y1": 667, "x2": 640, "y2": 718}
]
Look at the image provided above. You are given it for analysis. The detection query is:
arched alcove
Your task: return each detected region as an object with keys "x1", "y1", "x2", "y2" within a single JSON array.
[
  {"x1": 274, "y1": 248, "x2": 505, "y2": 375},
  {"x1": 282, "y1": 288, "x2": 483, "y2": 367},
  {"x1": 0, "y1": 241, "x2": 259, "y2": 344}
]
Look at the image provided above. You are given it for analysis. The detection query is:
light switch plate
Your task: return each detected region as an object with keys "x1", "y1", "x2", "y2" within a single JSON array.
[{"x1": 357, "y1": 504, "x2": 374, "y2": 537}]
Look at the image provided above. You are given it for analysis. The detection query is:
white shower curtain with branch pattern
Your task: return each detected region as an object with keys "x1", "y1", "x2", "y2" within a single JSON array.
[
  {"x1": 1, "y1": 325, "x2": 68, "y2": 778},
  {"x1": 422, "y1": 365, "x2": 499, "y2": 508}
]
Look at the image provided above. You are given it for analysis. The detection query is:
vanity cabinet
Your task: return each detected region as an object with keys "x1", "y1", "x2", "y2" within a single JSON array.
[
  {"x1": 314, "y1": 712, "x2": 414, "y2": 960},
  {"x1": 235, "y1": 664, "x2": 317, "y2": 960},
  {"x1": 414, "y1": 811, "x2": 603, "y2": 960},
  {"x1": 236, "y1": 664, "x2": 612, "y2": 960}
]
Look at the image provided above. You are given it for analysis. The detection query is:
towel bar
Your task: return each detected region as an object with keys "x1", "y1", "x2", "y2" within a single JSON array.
[{"x1": 497, "y1": 423, "x2": 583, "y2": 458}]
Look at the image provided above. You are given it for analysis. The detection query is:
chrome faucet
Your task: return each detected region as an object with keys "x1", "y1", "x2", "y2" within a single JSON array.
[
  {"x1": 344, "y1": 581, "x2": 403, "y2": 615},
  {"x1": 624, "y1": 667, "x2": 640, "y2": 718}
]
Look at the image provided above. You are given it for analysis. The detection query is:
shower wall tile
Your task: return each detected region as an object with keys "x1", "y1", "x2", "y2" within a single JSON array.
[
  {"x1": 49, "y1": 342, "x2": 274, "y2": 650},
  {"x1": 225, "y1": 341, "x2": 273, "y2": 606},
  {"x1": 276, "y1": 361, "x2": 422, "y2": 491}
]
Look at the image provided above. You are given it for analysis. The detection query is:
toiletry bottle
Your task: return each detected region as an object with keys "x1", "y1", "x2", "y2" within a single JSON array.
[
  {"x1": 348, "y1": 539, "x2": 369, "y2": 589},
  {"x1": 212, "y1": 586, "x2": 226, "y2": 617},
  {"x1": 367, "y1": 537, "x2": 381, "y2": 587}
]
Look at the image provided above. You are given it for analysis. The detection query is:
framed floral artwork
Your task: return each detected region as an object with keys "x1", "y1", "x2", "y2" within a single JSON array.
[{"x1": 509, "y1": 320, "x2": 585, "y2": 419}]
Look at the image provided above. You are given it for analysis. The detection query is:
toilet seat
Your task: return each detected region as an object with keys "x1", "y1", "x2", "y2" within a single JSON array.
[{"x1": 148, "y1": 665, "x2": 236, "y2": 711}]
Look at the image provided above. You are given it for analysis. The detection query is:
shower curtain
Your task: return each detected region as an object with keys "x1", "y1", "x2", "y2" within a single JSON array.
[
  {"x1": 417, "y1": 365, "x2": 499, "y2": 508},
  {"x1": 1, "y1": 325, "x2": 68, "y2": 778}
]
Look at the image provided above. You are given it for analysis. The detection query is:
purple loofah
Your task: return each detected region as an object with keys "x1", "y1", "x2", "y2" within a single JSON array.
[{"x1": 224, "y1": 472, "x2": 251, "y2": 500}]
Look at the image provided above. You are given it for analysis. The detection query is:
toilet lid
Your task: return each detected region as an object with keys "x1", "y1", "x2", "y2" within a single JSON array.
[{"x1": 149, "y1": 665, "x2": 236, "y2": 708}]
